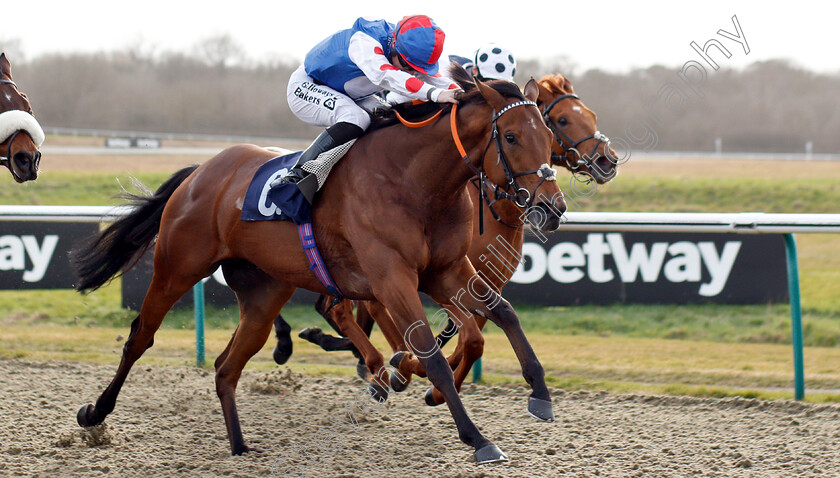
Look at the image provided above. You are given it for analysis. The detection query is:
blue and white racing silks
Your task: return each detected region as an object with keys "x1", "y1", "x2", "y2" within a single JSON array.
[{"x1": 304, "y1": 17, "x2": 455, "y2": 102}]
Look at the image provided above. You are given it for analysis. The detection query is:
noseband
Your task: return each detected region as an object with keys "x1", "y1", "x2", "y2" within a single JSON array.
[
  {"x1": 452, "y1": 100, "x2": 557, "y2": 234},
  {"x1": 542, "y1": 93, "x2": 610, "y2": 171},
  {"x1": 0, "y1": 78, "x2": 40, "y2": 169}
]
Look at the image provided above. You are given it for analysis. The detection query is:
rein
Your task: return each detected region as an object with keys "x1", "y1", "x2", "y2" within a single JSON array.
[
  {"x1": 542, "y1": 93, "x2": 610, "y2": 171},
  {"x1": 450, "y1": 101, "x2": 556, "y2": 234},
  {"x1": 395, "y1": 109, "x2": 443, "y2": 128}
]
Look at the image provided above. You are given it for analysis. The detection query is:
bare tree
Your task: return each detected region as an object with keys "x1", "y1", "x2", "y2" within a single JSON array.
[
  {"x1": 9, "y1": 46, "x2": 840, "y2": 151},
  {"x1": 192, "y1": 33, "x2": 246, "y2": 70}
]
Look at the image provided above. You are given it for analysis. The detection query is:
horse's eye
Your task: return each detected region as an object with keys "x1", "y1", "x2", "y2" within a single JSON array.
[
  {"x1": 505, "y1": 133, "x2": 517, "y2": 145},
  {"x1": 557, "y1": 116, "x2": 568, "y2": 126}
]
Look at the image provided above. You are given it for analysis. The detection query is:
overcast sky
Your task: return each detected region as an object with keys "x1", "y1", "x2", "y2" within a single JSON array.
[{"x1": 2, "y1": 0, "x2": 837, "y2": 73}]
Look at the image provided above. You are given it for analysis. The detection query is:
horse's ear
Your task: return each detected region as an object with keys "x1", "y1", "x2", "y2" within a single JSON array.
[
  {"x1": 475, "y1": 78, "x2": 507, "y2": 110},
  {"x1": 524, "y1": 78, "x2": 540, "y2": 102},
  {"x1": 0, "y1": 53, "x2": 10, "y2": 79},
  {"x1": 563, "y1": 76, "x2": 575, "y2": 94}
]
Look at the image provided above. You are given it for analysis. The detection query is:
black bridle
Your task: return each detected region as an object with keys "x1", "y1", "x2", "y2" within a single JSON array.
[
  {"x1": 0, "y1": 130, "x2": 25, "y2": 169},
  {"x1": 454, "y1": 100, "x2": 557, "y2": 233},
  {"x1": 541, "y1": 93, "x2": 611, "y2": 172}
]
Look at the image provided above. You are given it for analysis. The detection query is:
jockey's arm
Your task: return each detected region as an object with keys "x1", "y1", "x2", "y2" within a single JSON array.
[{"x1": 348, "y1": 32, "x2": 458, "y2": 103}]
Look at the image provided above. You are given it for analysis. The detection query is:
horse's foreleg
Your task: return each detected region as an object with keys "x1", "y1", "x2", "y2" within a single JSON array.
[
  {"x1": 445, "y1": 312, "x2": 489, "y2": 381},
  {"x1": 436, "y1": 317, "x2": 460, "y2": 350},
  {"x1": 299, "y1": 296, "x2": 370, "y2": 379},
  {"x1": 424, "y1": 307, "x2": 485, "y2": 406},
  {"x1": 327, "y1": 303, "x2": 390, "y2": 402},
  {"x1": 361, "y1": 300, "x2": 416, "y2": 392},
  {"x1": 368, "y1": 266, "x2": 506, "y2": 463},
  {"x1": 427, "y1": 258, "x2": 553, "y2": 422}
]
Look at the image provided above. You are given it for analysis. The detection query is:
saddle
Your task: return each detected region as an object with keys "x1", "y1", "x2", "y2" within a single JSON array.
[{"x1": 240, "y1": 151, "x2": 344, "y2": 298}]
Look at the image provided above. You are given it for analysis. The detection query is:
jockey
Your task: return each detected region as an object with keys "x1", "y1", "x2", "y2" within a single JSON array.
[{"x1": 273, "y1": 15, "x2": 461, "y2": 203}]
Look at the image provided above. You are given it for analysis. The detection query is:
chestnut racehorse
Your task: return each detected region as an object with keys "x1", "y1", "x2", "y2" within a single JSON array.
[
  {"x1": 72, "y1": 67, "x2": 565, "y2": 463},
  {"x1": 0, "y1": 53, "x2": 44, "y2": 182},
  {"x1": 292, "y1": 73, "x2": 619, "y2": 404}
]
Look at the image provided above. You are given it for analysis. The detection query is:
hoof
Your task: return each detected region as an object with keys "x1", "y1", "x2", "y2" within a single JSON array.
[
  {"x1": 527, "y1": 396, "x2": 555, "y2": 422},
  {"x1": 76, "y1": 403, "x2": 101, "y2": 428},
  {"x1": 232, "y1": 445, "x2": 264, "y2": 456},
  {"x1": 297, "y1": 327, "x2": 322, "y2": 343},
  {"x1": 272, "y1": 343, "x2": 292, "y2": 365},
  {"x1": 474, "y1": 444, "x2": 509, "y2": 464},
  {"x1": 367, "y1": 382, "x2": 388, "y2": 403},
  {"x1": 389, "y1": 351, "x2": 408, "y2": 368},
  {"x1": 389, "y1": 370, "x2": 409, "y2": 393},
  {"x1": 356, "y1": 361, "x2": 371, "y2": 381},
  {"x1": 424, "y1": 387, "x2": 443, "y2": 407}
]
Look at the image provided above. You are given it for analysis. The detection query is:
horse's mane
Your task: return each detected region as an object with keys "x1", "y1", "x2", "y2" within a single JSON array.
[
  {"x1": 369, "y1": 62, "x2": 526, "y2": 132},
  {"x1": 536, "y1": 73, "x2": 575, "y2": 95}
]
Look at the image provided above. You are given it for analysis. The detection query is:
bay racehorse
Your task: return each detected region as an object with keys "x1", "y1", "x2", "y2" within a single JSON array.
[
  {"x1": 291, "y1": 73, "x2": 618, "y2": 403},
  {"x1": 71, "y1": 66, "x2": 565, "y2": 463},
  {"x1": 0, "y1": 53, "x2": 44, "y2": 183}
]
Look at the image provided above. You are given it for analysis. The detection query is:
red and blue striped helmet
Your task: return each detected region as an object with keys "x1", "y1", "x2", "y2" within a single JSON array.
[{"x1": 393, "y1": 15, "x2": 445, "y2": 76}]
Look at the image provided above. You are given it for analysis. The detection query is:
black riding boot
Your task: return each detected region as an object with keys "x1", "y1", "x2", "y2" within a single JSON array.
[{"x1": 272, "y1": 122, "x2": 364, "y2": 203}]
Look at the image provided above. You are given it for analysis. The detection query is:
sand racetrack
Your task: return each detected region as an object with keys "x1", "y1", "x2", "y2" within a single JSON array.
[{"x1": 0, "y1": 359, "x2": 838, "y2": 477}]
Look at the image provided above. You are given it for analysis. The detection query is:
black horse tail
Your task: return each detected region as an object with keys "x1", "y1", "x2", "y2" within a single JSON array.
[{"x1": 73, "y1": 165, "x2": 199, "y2": 293}]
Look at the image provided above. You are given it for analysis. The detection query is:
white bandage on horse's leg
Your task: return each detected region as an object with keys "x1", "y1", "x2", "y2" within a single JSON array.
[
  {"x1": 301, "y1": 139, "x2": 357, "y2": 190},
  {"x1": 0, "y1": 110, "x2": 45, "y2": 147}
]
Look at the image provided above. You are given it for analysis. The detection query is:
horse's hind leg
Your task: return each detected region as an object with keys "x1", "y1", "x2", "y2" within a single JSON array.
[
  {"x1": 298, "y1": 297, "x2": 380, "y2": 382},
  {"x1": 272, "y1": 314, "x2": 293, "y2": 365},
  {"x1": 217, "y1": 292, "x2": 295, "y2": 454},
  {"x1": 77, "y1": 263, "x2": 206, "y2": 428},
  {"x1": 299, "y1": 296, "x2": 359, "y2": 353},
  {"x1": 216, "y1": 260, "x2": 296, "y2": 455}
]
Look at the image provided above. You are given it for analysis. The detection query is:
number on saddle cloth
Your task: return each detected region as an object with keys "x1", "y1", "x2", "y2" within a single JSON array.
[{"x1": 240, "y1": 151, "x2": 346, "y2": 299}]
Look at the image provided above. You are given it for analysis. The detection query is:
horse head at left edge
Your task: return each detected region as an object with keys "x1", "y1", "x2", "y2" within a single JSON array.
[{"x1": 0, "y1": 53, "x2": 44, "y2": 183}]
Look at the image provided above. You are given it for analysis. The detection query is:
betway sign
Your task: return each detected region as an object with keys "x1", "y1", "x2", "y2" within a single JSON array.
[
  {"x1": 502, "y1": 231, "x2": 787, "y2": 305},
  {"x1": 122, "y1": 231, "x2": 788, "y2": 309},
  {"x1": 0, "y1": 222, "x2": 98, "y2": 289}
]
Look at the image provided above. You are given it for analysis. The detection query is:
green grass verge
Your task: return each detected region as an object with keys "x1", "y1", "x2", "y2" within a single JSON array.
[
  {"x1": 3, "y1": 283, "x2": 839, "y2": 347},
  {"x1": 576, "y1": 176, "x2": 840, "y2": 214}
]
